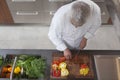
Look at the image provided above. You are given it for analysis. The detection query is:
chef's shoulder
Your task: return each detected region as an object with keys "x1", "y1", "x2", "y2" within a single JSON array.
[
  {"x1": 91, "y1": 0, "x2": 101, "y2": 15},
  {"x1": 53, "y1": 4, "x2": 70, "y2": 18}
]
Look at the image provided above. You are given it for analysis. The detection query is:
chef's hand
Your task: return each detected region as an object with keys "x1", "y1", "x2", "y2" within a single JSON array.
[
  {"x1": 80, "y1": 37, "x2": 87, "y2": 49},
  {"x1": 64, "y1": 48, "x2": 72, "y2": 59}
]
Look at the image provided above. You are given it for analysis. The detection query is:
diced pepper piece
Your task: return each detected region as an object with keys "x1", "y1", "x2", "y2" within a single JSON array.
[
  {"x1": 59, "y1": 62, "x2": 67, "y2": 69},
  {"x1": 14, "y1": 66, "x2": 21, "y2": 74},
  {"x1": 61, "y1": 68, "x2": 69, "y2": 77},
  {"x1": 52, "y1": 64, "x2": 58, "y2": 70},
  {"x1": 52, "y1": 69, "x2": 61, "y2": 77},
  {"x1": 52, "y1": 60, "x2": 60, "y2": 65}
]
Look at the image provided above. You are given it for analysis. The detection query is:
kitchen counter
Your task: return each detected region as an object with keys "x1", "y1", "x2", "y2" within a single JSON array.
[{"x1": 0, "y1": 49, "x2": 120, "y2": 80}]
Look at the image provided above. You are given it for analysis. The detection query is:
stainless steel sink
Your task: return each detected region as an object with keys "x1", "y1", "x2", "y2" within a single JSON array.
[{"x1": 94, "y1": 55, "x2": 119, "y2": 80}]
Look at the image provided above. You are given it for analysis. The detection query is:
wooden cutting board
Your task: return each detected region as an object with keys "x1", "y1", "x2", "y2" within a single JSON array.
[{"x1": 50, "y1": 51, "x2": 94, "y2": 80}]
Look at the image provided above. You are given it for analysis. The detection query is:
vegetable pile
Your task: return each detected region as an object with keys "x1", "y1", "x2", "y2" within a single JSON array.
[
  {"x1": 52, "y1": 57, "x2": 69, "y2": 77},
  {"x1": 16, "y1": 55, "x2": 47, "y2": 78},
  {"x1": 1, "y1": 65, "x2": 11, "y2": 78},
  {"x1": 0, "y1": 55, "x2": 15, "y2": 78},
  {"x1": 79, "y1": 64, "x2": 89, "y2": 76}
]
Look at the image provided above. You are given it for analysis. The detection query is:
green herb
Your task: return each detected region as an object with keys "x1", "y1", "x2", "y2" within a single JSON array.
[
  {"x1": 0, "y1": 55, "x2": 3, "y2": 66},
  {"x1": 16, "y1": 55, "x2": 46, "y2": 78}
]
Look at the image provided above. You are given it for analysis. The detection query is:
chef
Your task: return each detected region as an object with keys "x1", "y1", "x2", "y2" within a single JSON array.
[{"x1": 48, "y1": 0, "x2": 101, "y2": 59}]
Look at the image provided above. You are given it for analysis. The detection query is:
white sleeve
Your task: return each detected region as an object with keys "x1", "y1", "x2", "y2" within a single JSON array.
[
  {"x1": 48, "y1": 10, "x2": 67, "y2": 51},
  {"x1": 84, "y1": 4, "x2": 101, "y2": 39}
]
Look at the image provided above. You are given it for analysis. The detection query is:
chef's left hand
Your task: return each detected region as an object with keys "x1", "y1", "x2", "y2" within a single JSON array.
[{"x1": 80, "y1": 37, "x2": 87, "y2": 49}]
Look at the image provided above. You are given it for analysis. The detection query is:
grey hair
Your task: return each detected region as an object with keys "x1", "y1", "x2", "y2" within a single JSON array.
[{"x1": 70, "y1": 1, "x2": 90, "y2": 26}]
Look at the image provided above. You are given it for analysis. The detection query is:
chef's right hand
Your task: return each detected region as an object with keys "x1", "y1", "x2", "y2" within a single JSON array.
[{"x1": 64, "y1": 48, "x2": 72, "y2": 59}]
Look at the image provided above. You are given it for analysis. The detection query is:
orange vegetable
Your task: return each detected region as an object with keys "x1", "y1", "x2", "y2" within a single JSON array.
[
  {"x1": 8, "y1": 67, "x2": 12, "y2": 72},
  {"x1": 1, "y1": 73, "x2": 6, "y2": 78},
  {"x1": 6, "y1": 73, "x2": 10, "y2": 78},
  {"x1": 2, "y1": 67, "x2": 8, "y2": 73}
]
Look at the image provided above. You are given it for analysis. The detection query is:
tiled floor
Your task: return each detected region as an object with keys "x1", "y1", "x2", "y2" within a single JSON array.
[{"x1": 0, "y1": 24, "x2": 120, "y2": 50}]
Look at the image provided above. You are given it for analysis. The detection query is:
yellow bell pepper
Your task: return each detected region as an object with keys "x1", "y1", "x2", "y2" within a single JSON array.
[
  {"x1": 80, "y1": 68, "x2": 89, "y2": 76},
  {"x1": 59, "y1": 62, "x2": 67, "y2": 69},
  {"x1": 14, "y1": 66, "x2": 21, "y2": 74},
  {"x1": 61, "y1": 68, "x2": 69, "y2": 77}
]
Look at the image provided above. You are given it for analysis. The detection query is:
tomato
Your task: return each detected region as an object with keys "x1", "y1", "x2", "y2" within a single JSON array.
[
  {"x1": 52, "y1": 69, "x2": 61, "y2": 77},
  {"x1": 52, "y1": 60, "x2": 60, "y2": 65},
  {"x1": 59, "y1": 57, "x2": 66, "y2": 63}
]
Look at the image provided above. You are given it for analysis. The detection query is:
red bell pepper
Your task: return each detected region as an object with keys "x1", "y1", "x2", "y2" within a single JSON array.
[
  {"x1": 52, "y1": 60, "x2": 60, "y2": 65},
  {"x1": 52, "y1": 69, "x2": 61, "y2": 77},
  {"x1": 59, "y1": 57, "x2": 66, "y2": 63},
  {"x1": 80, "y1": 64, "x2": 88, "y2": 68}
]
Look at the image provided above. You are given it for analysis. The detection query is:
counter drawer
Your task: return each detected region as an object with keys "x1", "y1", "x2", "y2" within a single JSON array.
[
  {"x1": 6, "y1": 0, "x2": 43, "y2": 11},
  {"x1": 11, "y1": 11, "x2": 52, "y2": 24}
]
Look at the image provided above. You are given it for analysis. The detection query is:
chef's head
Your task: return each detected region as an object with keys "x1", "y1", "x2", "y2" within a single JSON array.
[{"x1": 70, "y1": 1, "x2": 90, "y2": 27}]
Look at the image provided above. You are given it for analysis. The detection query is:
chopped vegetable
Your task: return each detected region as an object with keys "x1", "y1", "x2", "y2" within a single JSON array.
[
  {"x1": 14, "y1": 66, "x2": 21, "y2": 74},
  {"x1": 7, "y1": 67, "x2": 12, "y2": 72},
  {"x1": 61, "y1": 68, "x2": 69, "y2": 77},
  {"x1": 80, "y1": 68, "x2": 89, "y2": 76},
  {"x1": 52, "y1": 60, "x2": 60, "y2": 65},
  {"x1": 59, "y1": 62, "x2": 67, "y2": 69},
  {"x1": 6, "y1": 73, "x2": 10, "y2": 78},
  {"x1": 52, "y1": 69, "x2": 61, "y2": 77},
  {"x1": 1, "y1": 67, "x2": 8, "y2": 73},
  {"x1": 1, "y1": 65, "x2": 12, "y2": 78},
  {"x1": 81, "y1": 64, "x2": 88, "y2": 68},
  {"x1": 52, "y1": 64, "x2": 58, "y2": 70},
  {"x1": 80, "y1": 64, "x2": 89, "y2": 76}
]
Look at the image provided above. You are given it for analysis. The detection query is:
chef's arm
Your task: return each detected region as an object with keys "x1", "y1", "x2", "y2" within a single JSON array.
[
  {"x1": 84, "y1": 10, "x2": 101, "y2": 39},
  {"x1": 48, "y1": 25, "x2": 67, "y2": 51}
]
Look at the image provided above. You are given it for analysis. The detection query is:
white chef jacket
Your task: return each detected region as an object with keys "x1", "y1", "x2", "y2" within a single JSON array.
[{"x1": 48, "y1": 0, "x2": 101, "y2": 51}]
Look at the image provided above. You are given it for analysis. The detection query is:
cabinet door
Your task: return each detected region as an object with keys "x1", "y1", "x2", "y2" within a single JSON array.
[
  {"x1": 94, "y1": 55, "x2": 118, "y2": 80},
  {"x1": 0, "y1": 0, "x2": 13, "y2": 23},
  {"x1": 11, "y1": 11, "x2": 53, "y2": 24},
  {"x1": 43, "y1": 0, "x2": 68, "y2": 11},
  {"x1": 6, "y1": 0, "x2": 43, "y2": 11},
  {"x1": 11, "y1": 11, "x2": 42, "y2": 23},
  {"x1": 6, "y1": 0, "x2": 68, "y2": 24}
]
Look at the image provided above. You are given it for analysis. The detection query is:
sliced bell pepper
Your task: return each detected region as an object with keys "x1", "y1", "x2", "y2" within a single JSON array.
[
  {"x1": 52, "y1": 69, "x2": 61, "y2": 77},
  {"x1": 61, "y1": 68, "x2": 69, "y2": 77},
  {"x1": 59, "y1": 62, "x2": 67, "y2": 69}
]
